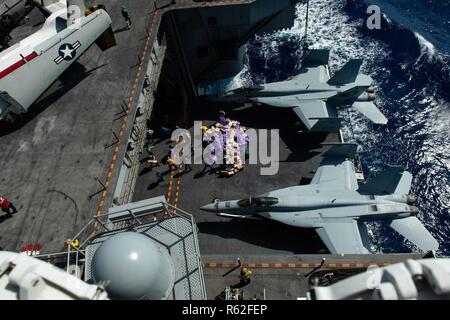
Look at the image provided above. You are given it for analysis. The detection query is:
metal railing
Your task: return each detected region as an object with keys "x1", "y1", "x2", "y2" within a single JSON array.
[
  {"x1": 60, "y1": 201, "x2": 193, "y2": 273},
  {"x1": 117, "y1": 34, "x2": 168, "y2": 205},
  {"x1": 33, "y1": 200, "x2": 207, "y2": 299}
]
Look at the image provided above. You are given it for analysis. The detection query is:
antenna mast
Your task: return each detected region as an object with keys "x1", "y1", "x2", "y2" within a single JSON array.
[{"x1": 304, "y1": 0, "x2": 310, "y2": 43}]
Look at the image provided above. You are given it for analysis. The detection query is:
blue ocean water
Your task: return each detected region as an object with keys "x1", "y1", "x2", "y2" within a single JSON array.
[{"x1": 230, "y1": 0, "x2": 450, "y2": 255}]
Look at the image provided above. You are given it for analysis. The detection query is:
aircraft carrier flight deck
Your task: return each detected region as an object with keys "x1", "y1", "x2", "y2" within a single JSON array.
[{"x1": 0, "y1": 0, "x2": 438, "y2": 301}]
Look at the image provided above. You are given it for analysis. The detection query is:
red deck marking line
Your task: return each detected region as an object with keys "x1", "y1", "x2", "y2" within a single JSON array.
[
  {"x1": 327, "y1": 263, "x2": 337, "y2": 268},
  {"x1": 0, "y1": 52, "x2": 38, "y2": 80},
  {"x1": 203, "y1": 262, "x2": 386, "y2": 269}
]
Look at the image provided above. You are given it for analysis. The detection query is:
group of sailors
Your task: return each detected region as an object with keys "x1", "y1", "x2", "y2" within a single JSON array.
[
  {"x1": 202, "y1": 110, "x2": 249, "y2": 177},
  {"x1": 146, "y1": 110, "x2": 249, "y2": 182}
]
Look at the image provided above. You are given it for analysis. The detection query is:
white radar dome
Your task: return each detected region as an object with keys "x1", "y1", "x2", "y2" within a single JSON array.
[{"x1": 91, "y1": 231, "x2": 174, "y2": 299}]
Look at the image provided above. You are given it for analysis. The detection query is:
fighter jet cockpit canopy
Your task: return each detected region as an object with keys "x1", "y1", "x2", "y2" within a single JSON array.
[{"x1": 237, "y1": 197, "x2": 279, "y2": 208}]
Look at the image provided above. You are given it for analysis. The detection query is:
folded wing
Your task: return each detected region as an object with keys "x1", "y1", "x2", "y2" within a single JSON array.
[
  {"x1": 294, "y1": 48, "x2": 331, "y2": 83},
  {"x1": 389, "y1": 217, "x2": 439, "y2": 252},
  {"x1": 315, "y1": 220, "x2": 370, "y2": 254},
  {"x1": 358, "y1": 167, "x2": 412, "y2": 195},
  {"x1": 292, "y1": 100, "x2": 343, "y2": 132},
  {"x1": 311, "y1": 157, "x2": 359, "y2": 191}
]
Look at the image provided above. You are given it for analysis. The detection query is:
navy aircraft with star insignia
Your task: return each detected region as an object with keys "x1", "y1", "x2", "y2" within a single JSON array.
[{"x1": 54, "y1": 41, "x2": 81, "y2": 64}]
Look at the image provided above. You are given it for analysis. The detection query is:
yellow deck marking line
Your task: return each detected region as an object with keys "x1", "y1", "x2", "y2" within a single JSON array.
[
  {"x1": 165, "y1": 169, "x2": 175, "y2": 218},
  {"x1": 91, "y1": 11, "x2": 158, "y2": 234},
  {"x1": 172, "y1": 165, "x2": 183, "y2": 215}
]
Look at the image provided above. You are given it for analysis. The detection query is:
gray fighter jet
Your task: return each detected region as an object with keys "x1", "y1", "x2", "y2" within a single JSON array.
[
  {"x1": 200, "y1": 144, "x2": 439, "y2": 254},
  {"x1": 223, "y1": 49, "x2": 388, "y2": 132}
]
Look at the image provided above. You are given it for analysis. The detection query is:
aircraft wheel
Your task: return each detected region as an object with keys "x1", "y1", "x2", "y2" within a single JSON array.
[{"x1": 0, "y1": 15, "x2": 13, "y2": 28}]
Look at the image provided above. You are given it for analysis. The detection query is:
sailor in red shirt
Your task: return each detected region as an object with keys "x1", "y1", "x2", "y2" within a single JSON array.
[{"x1": 0, "y1": 196, "x2": 17, "y2": 215}]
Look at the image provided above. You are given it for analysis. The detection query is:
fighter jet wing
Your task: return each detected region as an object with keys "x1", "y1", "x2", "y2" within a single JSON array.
[
  {"x1": 310, "y1": 158, "x2": 358, "y2": 191},
  {"x1": 358, "y1": 167, "x2": 412, "y2": 195},
  {"x1": 389, "y1": 217, "x2": 439, "y2": 252},
  {"x1": 292, "y1": 100, "x2": 343, "y2": 132},
  {"x1": 293, "y1": 65, "x2": 330, "y2": 83},
  {"x1": 352, "y1": 102, "x2": 388, "y2": 125},
  {"x1": 315, "y1": 220, "x2": 370, "y2": 254},
  {"x1": 293, "y1": 48, "x2": 330, "y2": 82}
]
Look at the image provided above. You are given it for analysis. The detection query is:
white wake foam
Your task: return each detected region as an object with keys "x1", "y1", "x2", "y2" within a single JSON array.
[{"x1": 414, "y1": 32, "x2": 437, "y2": 62}]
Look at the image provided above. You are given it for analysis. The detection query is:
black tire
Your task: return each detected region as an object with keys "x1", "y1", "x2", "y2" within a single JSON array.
[{"x1": 0, "y1": 15, "x2": 13, "y2": 28}]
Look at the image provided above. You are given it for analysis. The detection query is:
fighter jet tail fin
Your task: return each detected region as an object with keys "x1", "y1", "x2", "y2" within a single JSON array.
[
  {"x1": 358, "y1": 167, "x2": 412, "y2": 195},
  {"x1": 303, "y1": 48, "x2": 330, "y2": 67},
  {"x1": 327, "y1": 59, "x2": 363, "y2": 85},
  {"x1": 389, "y1": 217, "x2": 439, "y2": 252},
  {"x1": 352, "y1": 102, "x2": 388, "y2": 125}
]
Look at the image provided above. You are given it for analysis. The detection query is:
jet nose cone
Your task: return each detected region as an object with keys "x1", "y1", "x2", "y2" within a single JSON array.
[{"x1": 200, "y1": 202, "x2": 218, "y2": 212}]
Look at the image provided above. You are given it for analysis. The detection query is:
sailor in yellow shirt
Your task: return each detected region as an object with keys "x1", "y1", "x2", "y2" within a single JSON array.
[
  {"x1": 65, "y1": 239, "x2": 79, "y2": 249},
  {"x1": 166, "y1": 157, "x2": 177, "y2": 171},
  {"x1": 239, "y1": 267, "x2": 253, "y2": 286}
]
